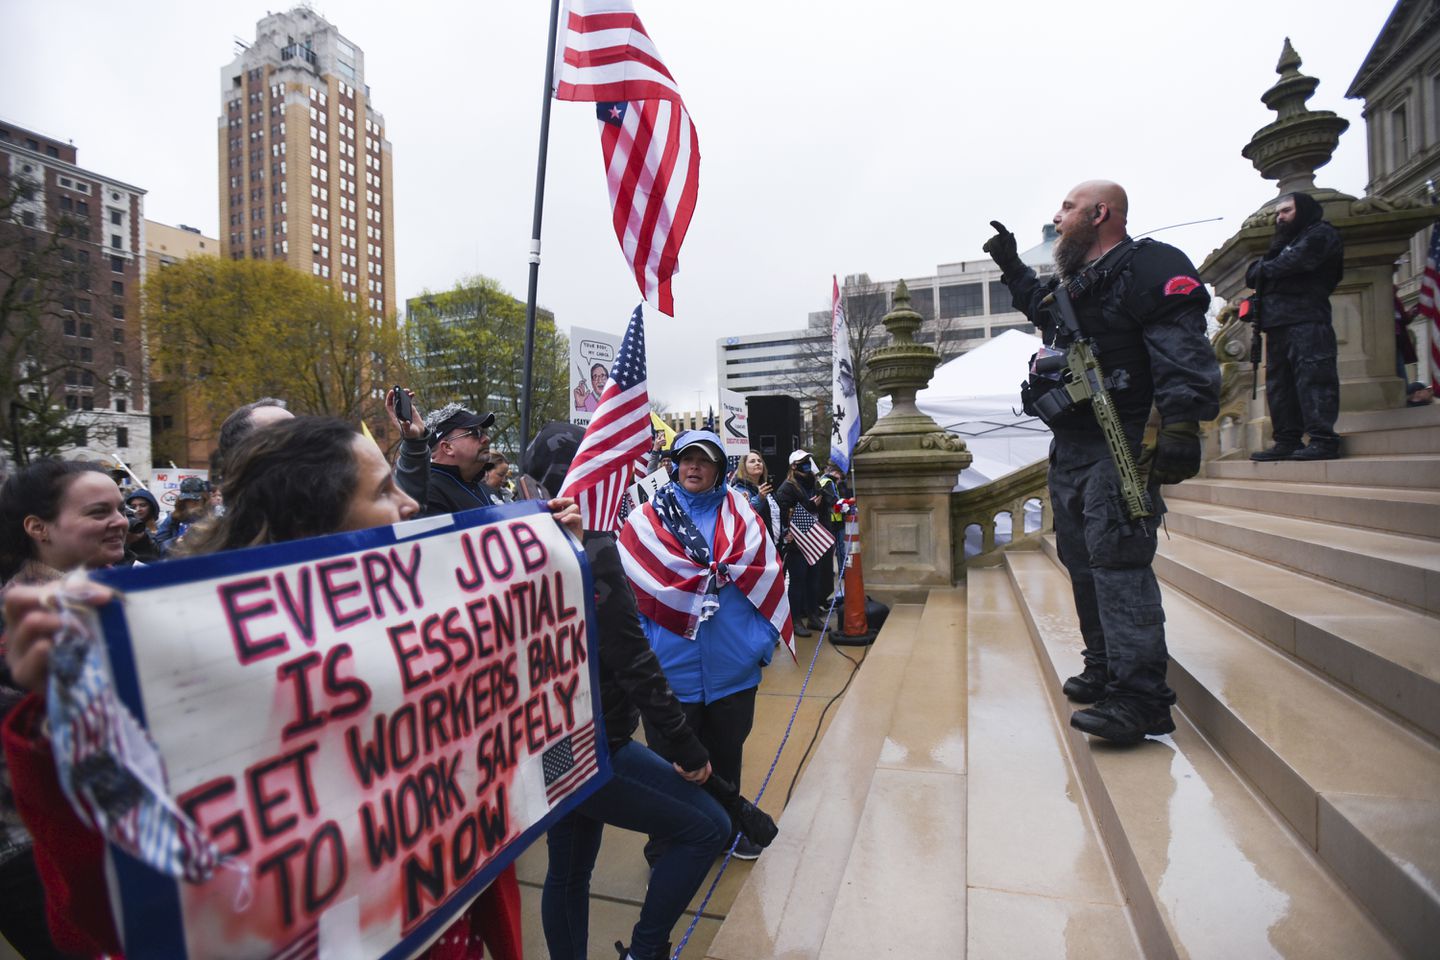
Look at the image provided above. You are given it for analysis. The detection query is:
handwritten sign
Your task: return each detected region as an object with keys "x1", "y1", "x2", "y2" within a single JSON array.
[{"x1": 91, "y1": 501, "x2": 607, "y2": 959}]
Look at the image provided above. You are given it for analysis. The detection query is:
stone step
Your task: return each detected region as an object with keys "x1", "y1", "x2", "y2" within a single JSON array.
[
  {"x1": 709, "y1": 602, "x2": 937, "y2": 959},
  {"x1": 1205, "y1": 453, "x2": 1440, "y2": 489},
  {"x1": 817, "y1": 589, "x2": 968, "y2": 960},
  {"x1": 1340, "y1": 423, "x2": 1440, "y2": 456},
  {"x1": 1163, "y1": 477, "x2": 1440, "y2": 538},
  {"x1": 1152, "y1": 531, "x2": 1440, "y2": 739},
  {"x1": 1005, "y1": 551, "x2": 1417, "y2": 959},
  {"x1": 963, "y1": 569, "x2": 1141, "y2": 958},
  {"x1": 1336, "y1": 402, "x2": 1440, "y2": 436},
  {"x1": 1161, "y1": 499, "x2": 1440, "y2": 615}
]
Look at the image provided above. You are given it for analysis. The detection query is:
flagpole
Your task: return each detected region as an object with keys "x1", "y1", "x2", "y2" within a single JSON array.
[{"x1": 520, "y1": 0, "x2": 564, "y2": 459}]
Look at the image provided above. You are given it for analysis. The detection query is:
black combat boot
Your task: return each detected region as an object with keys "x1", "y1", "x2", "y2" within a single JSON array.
[
  {"x1": 616, "y1": 940, "x2": 671, "y2": 960},
  {"x1": 1070, "y1": 698, "x2": 1175, "y2": 745},
  {"x1": 1061, "y1": 666, "x2": 1108, "y2": 704},
  {"x1": 1291, "y1": 443, "x2": 1340, "y2": 461},
  {"x1": 1250, "y1": 443, "x2": 1300, "y2": 462}
]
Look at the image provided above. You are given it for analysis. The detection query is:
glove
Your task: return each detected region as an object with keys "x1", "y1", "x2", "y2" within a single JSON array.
[
  {"x1": 1146, "y1": 421, "x2": 1202, "y2": 485},
  {"x1": 704, "y1": 774, "x2": 779, "y2": 849},
  {"x1": 983, "y1": 220, "x2": 1023, "y2": 275}
]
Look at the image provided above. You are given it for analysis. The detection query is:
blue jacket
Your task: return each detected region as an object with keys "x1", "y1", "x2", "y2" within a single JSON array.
[{"x1": 639, "y1": 481, "x2": 777, "y2": 704}]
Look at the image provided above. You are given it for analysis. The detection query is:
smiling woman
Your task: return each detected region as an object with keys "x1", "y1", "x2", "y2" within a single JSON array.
[{"x1": 0, "y1": 458, "x2": 128, "y2": 957}]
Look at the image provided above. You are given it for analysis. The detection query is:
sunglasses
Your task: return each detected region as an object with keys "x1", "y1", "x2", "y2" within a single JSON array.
[{"x1": 445, "y1": 427, "x2": 487, "y2": 443}]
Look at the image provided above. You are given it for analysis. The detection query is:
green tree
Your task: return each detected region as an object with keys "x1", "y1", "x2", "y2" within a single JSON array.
[
  {"x1": 144, "y1": 256, "x2": 404, "y2": 444},
  {"x1": 403, "y1": 275, "x2": 568, "y2": 455}
]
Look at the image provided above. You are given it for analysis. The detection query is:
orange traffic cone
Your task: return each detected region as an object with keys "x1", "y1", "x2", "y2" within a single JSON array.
[{"x1": 832, "y1": 504, "x2": 876, "y2": 646}]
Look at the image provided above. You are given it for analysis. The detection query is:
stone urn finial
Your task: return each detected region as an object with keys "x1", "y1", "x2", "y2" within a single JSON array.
[{"x1": 1240, "y1": 38, "x2": 1349, "y2": 196}]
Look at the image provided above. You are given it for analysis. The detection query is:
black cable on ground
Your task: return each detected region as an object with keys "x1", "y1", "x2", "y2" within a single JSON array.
[{"x1": 782, "y1": 640, "x2": 869, "y2": 808}]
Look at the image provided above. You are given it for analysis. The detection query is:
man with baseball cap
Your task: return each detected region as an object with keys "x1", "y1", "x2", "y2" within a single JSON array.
[{"x1": 390, "y1": 398, "x2": 501, "y2": 516}]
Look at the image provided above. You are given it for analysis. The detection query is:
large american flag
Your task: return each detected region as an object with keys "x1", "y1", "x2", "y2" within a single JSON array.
[
  {"x1": 1420, "y1": 223, "x2": 1440, "y2": 391},
  {"x1": 788, "y1": 502, "x2": 836, "y2": 567},
  {"x1": 559, "y1": 305, "x2": 653, "y2": 532},
  {"x1": 619, "y1": 487, "x2": 796, "y2": 659},
  {"x1": 555, "y1": 0, "x2": 699, "y2": 316},
  {"x1": 542, "y1": 719, "x2": 598, "y2": 805}
]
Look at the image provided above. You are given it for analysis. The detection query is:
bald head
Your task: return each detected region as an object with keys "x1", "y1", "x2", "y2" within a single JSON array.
[{"x1": 1052, "y1": 180, "x2": 1130, "y2": 276}]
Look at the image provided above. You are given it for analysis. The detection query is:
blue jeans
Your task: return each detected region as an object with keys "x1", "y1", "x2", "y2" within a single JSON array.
[{"x1": 541, "y1": 740, "x2": 730, "y2": 960}]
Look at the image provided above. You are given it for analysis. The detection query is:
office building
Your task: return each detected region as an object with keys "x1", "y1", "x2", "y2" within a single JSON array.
[{"x1": 219, "y1": 6, "x2": 395, "y2": 319}]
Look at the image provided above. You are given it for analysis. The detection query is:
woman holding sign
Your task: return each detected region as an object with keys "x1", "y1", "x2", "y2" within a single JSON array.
[
  {"x1": 0, "y1": 459, "x2": 128, "y2": 959},
  {"x1": 1, "y1": 419, "x2": 582, "y2": 960}
]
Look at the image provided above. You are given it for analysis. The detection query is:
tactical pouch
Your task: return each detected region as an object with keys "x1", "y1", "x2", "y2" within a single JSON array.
[{"x1": 1022, "y1": 369, "x2": 1086, "y2": 427}]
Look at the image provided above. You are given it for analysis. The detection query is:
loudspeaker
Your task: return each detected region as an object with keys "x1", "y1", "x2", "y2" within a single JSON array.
[{"x1": 746, "y1": 394, "x2": 801, "y2": 483}]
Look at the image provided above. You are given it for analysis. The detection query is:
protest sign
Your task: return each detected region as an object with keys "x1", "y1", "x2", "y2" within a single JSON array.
[
  {"x1": 569, "y1": 325, "x2": 621, "y2": 427},
  {"x1": 90, "y1": 501, "x2": 606, "y2": 959},
  {"x1": 718, "y1": 389, "x2": 749, "y2": 461},
  {"x1": 149, "y1": 468, "x2": 209, "y2": 511},
  {"x1": 624, "y1": 466, "x2": 670, "y2": 512}
]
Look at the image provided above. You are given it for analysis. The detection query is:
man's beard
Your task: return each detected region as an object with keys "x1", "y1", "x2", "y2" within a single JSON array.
[
  {"x1": 1053, "y1": 216, "x2": 1099, "y2": 279},
  {"x1": 1275, "y1": 216, "x2": 1302, "y2": 243}
]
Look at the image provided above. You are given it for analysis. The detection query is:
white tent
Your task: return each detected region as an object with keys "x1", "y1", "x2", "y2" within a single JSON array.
[{"x1": 876, "y1": 329, "x2": 1051, "y2": 491}]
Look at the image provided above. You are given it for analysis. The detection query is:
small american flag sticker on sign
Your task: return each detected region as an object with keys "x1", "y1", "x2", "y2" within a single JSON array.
[{"x1": 543, "y1": 719, "x2": 599, "y2": 805}]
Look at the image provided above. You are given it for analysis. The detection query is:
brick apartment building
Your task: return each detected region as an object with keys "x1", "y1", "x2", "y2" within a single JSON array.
[{"x1": 1, "y1": 120, "x2": 151, "y2": 477}]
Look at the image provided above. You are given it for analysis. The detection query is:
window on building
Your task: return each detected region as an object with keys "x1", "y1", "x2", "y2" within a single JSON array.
[
  {"x1": 81, "y1": 395, "x2": 94, "y2": 411},
  {"x1": 112, "y1": 304, "x2": 124, "y2": 320},
  {"x1": 110, "y1": 256, "x2": 123, "y2": 273},
  {"x1": 1390, "y1": 104, "x2": 1409, "y2": 167},
  {"x1": 79, "y1": 322, "x2": 92, "y2": 339},
  {"x1": 79, "y1": 348, "x2": 92, "y2": 363},
  {"x1": 908, "y1": 286, "x2": 935, "y2": 321},
  {"x1": 59, "y1": 195, "x2": 72, "y2": 212},
  {"x1": 988, "y1": 280, "x2": 1013, "y2": 314},
  {"x1": 109, "y1": 210, "x2": 122, "y2": 225},
  {"x1": 63, "y1": 318, "x2": 76, "y2": 336},
  {"x1": 112, "y1": 327, "x2": 124, "y2": 343},
  {"x1": 939, "y1": 283, "x2": 984, "y2": 318},
  {"x1": 116, "y1": 398, "x2": 127, "y2": 415},
  {"x1": 110, "y1": 234, "x2": 122, "y2": 249},
  {"x1": 111, "y1": 280, "x2": 123, "y2": 296},
  {"x1": 76, "y1": 199, "x2": 88, "y2": 216},
  {"x1": 75, "y1": 298, "x2": 91, "y2": 315},
  {"x1": 65, "y1": 395, "x2": 78, "y2": 411},
  {"x1": 116, "y1": 427, "x2": 128, "y2": 447}
]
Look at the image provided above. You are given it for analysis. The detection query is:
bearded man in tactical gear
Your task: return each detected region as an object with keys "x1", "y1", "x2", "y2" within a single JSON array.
[
  {"x1": 1246, "y1": 191, "x2": 1345, "y2": 461},
  {"x1": 985, "y1": 181, "x2": 1220, "y2": 744}
]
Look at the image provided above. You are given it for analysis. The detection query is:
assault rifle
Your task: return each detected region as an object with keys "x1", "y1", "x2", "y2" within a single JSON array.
[{"x1": 1035, "y1": 284, "x2": 1154, "y2": 521}]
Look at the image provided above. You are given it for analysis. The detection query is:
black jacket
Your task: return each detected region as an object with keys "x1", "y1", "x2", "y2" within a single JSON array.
[
  {"x1": 393, "y1": 437, "x2": 499, "y2": 517},
  {"x1": 1244, "y1": 219, "x2": 1343, "y2": 330},
  {"x1": 776, "y1": 474, "x2": 834, "y2": 551},
  {"x1": 584, "y1": 532, "x2": 709, "y2": 772},
  {"x1": 1006, "y1": 238, "x2": 1220, "y2": 460}
]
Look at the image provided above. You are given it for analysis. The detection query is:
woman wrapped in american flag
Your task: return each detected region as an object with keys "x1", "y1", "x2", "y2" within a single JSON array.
[{"x1": 617, "y1": 431, "x2": 794, "y2": 864}]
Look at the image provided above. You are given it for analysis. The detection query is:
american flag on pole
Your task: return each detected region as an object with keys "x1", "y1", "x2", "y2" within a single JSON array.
[
  {"x1": 554, "y1": 0, "x2": 700, "y2": 316},
  {"x1": 542, "y1": 719, "x2": 598, "y2": 805},
  {"x1": 1419, "y1": 223, "x2": 1440, "y2": 391},
  {"x1": 788, "y1": 502, "x2": 836, "y2": 567},
  {"x1": 619, "y1": 487, "x2": 796, "y2": 658},
  {"x1": 559, "y1": 305, "x2": 653, "y2": 532}
]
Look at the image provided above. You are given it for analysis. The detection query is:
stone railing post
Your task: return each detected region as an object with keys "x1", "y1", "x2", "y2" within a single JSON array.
[{"x1": 852, "y1": 281, "x2": 971, "y2": 600}]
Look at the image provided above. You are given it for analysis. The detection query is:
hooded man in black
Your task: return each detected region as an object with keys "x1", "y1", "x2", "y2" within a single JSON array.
[{"x1": 1245, "y1": 191, "x2": 1345, "y2": 461}]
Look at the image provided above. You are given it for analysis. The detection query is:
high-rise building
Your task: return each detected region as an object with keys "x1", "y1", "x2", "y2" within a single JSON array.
[
  {"x1": 1, "y1": 120, "x2": 151, "y2": 477},
  {"x1": 219, "y1": 7, "x2": 394, "y2": 319}
]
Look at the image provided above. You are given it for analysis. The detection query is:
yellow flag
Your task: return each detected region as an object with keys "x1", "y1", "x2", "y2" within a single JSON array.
[
  {"x1": 650, "y1": 412, "x2": 676, "y2": 449},
  {"x1": 360, "y1": 420, "x2": 382, "y2": 450}
]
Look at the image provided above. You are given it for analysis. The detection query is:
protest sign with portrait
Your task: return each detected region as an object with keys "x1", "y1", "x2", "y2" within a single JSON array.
[{"x1": 87, "y1": 500, "x2": 606, "y2": 959}]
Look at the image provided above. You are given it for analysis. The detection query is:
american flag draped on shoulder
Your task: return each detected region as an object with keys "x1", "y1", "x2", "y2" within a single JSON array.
[
  {"x1": 788, "y1": 502, "x2": 835, "y2": 567},
  {"x1": 1420, "y1": 223, "x2": 1440, "y2": 392},
  {"x1": 554, "y1": 0, "x2": 700, "y2": 316},
  {"x1": 619, "y1": 487, "x2": 796, "y2": 659},
  {"x1": 559, "y1": 305, "x2": 653, "y2": 532}
]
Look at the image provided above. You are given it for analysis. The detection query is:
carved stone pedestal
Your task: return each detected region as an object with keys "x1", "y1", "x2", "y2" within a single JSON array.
[{"x1": 852, "y1": 282, "x2": 971, "y2": 601}]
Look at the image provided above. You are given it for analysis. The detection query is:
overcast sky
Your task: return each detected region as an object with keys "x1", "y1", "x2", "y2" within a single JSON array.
[{"x1": 2, "y1": 0, "x2": 1392, "y2": 410}]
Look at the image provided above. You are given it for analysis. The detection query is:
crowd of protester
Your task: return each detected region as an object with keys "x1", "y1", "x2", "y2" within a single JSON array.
[{"x1": 0, "y1": 392, "x2": 813, "y2": 960}]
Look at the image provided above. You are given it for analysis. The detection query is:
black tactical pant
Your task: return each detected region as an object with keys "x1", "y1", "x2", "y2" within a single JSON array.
[
  {"x1": 1049, "y1": 445, "x2": 1175, "y2": 710},
  {"x1": 1264, "y1": 321, "x2": 1340, "y2": 450}
]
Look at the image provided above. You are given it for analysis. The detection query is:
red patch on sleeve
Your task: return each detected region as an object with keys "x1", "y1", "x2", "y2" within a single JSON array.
[{"x1": 1164, "y1": 275, "x2": 1201, "y2": 296}]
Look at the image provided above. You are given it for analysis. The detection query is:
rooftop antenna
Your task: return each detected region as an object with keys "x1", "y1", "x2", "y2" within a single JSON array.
[{"x1": 233, "y1": 37, "x2": 250, "y2": 54}]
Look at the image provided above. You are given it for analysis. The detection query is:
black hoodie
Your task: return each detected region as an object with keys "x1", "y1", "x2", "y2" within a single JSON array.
[{"x1": 1244, "y1": 192, "x2": 1344, "y2": 329}]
